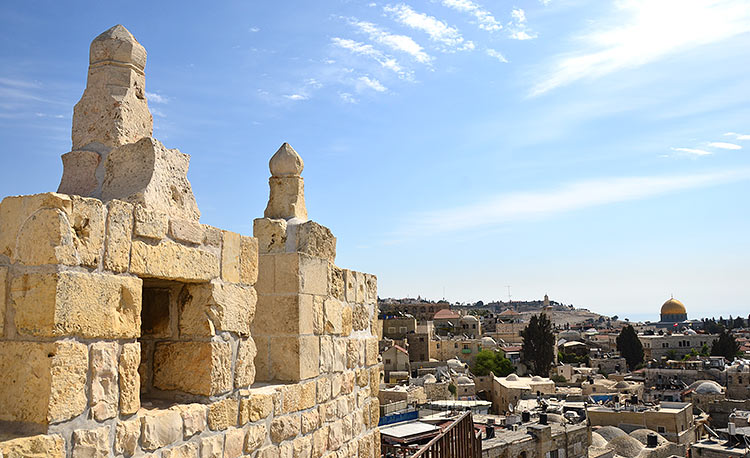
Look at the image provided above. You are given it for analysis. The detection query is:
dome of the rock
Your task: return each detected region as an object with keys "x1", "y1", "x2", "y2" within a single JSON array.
[{"x1": 660, "y1": 297, "x2": 687, "y2": 322}]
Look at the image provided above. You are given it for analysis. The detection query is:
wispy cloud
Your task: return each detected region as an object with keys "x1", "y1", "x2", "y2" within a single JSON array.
[
  {"x1": 396, "y1": 169, "x2": 750, "y2": 237},
  {"x1": 724, "y1": 132, "x2": 750, "y2": 141},
  {"x1": 357, "y1": 76, "x2": 387, "y2": 92},
  {"x1": 485, "y1": 48, "x2": 508, "y2": 63},
  {"x1": 331, "y1": 37, "x2": 411, "y2": 78},
  {"x1": 441, "y1": 0, "x2": 502, "y2": 32},
  {"x1": 146, "y1": 92, "x2": 169, "y2": 104},
  {"x1": 350, "y1": 19, "x2": 433, "y2": 64},
  {"x1": 670, "y1": 147, "x2": 713, "y2": 157},
  {"x1": 339, "y1": 92, "x2": 358, "y2": 103},
  {"x1": 708, "y1": 141, "x2": 742, "y2": 150},
  {"x1": 284, "y1": 94, "x2": 308, "y2": 101},
  {"x1": 531, "y1": 0, "x2": 750, "y2": 96},
  {"x1": 249, "y1": 27, "x2": 260, "y2": 33},
  {"x1": 384, "y1": 4, "x2": 474, "y2": 51},
  {"x1": 508, "y1": 8, "x2": 537, "y2": 40}
]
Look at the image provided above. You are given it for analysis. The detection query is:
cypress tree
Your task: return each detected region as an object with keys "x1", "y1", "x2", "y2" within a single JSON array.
[{"x1": 616, "y1": 324, "x2": 644, "y2": 371}]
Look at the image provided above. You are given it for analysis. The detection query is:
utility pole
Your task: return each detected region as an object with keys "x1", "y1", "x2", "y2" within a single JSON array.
[{"x1": 506, "y1": 285, "x2": 512, "y2": 304}]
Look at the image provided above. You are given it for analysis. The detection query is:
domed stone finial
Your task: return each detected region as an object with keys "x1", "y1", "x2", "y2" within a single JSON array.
[
  {"x1": 269, "y1": 142, "x2": 304, "y2": 177},
  {"x1": 264, "y1": 143, "x2": 307, "y2": 220},
  {"x1": 89, "y1": 24, "x2": 147, "y2": 71}
]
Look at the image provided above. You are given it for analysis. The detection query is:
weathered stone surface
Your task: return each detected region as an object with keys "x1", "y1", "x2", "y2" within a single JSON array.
[
  {"x1": 180, "y1": 280, "x2": 256, "y2": 337},
  {"x1": 72, "y1": 25, "x2": 151, "y2": 153},
  {"x1": 253, "y1": 218, "x2": 287, "y2": 254},
  {"x1": 333, "y1": 338, "x2": 346, "y2": 372},
  {"x1": 253, "y1": 294, "x2": 311, "y2": 336},
  {"x1": 162, "y1": 442, "x2": 199, "y2": 458},
  {"x1": 14, "y1": 207, "x2": 78, "y2": 266},
  {"x1": 119, "y1": 342, "x2": 140, "y2": 415},
  {"x1": 347, "y1": 339, "x2": 359, "y2": 369},
  {"x1": 71, "y1": 196, "x2": 106, "y2": 267},
  {"x1": 71, "y1": 425, "x2": 110, "y2": 458},
  {"x1": 245, "y1": 424, "x2": 266, "y2": 453},
  {"x1": 271, "y1": 335, "x2": 319, "y2": 381},
  {"x1": 207, "y1": 398, "x2": 238, "y2": 431},
  {"x1": 104, "y1": 199, "x2": 134, "y2": 272},
  {"x1": 130, "y1": 239, "x2": 219, "y2": 282},
  {"x1": 328, "y1": 420, "x2": 344, "y2": 451},
  {"x1": 341, "y1": 304, "x2": 352, "y2": 337},
  {"x1": 0, "y1": 266, "x2": 6, "y2": 335},
  {"x1": 239, "y1": 391, "x2": 273, "y2": 424},
  {"x1": 199, "y1": 434, "x2": 224, "y2": 458},
  {"x1": 58, "y1": 150, "x2": 101, "y2": 196},
  {"x1": 301, "y1": 409, "x2": 320, "y2": 434},
  {"x1": 11, "y1": 271, "x2": 141, "y2": 338},
  {"x1": 134, "y1": 204, "x2": 168, "y2": 239},
  {"x1": 295, "y1": 221, "x2": 335, "y2": 263},
  {"x1": 364, "y1": 274, "x2": 377, "y2": 305},
  {"x1": 293, "y1": 435, "x2": 312, "y2": 458},
  {"x1": 220, "y1": 230, "x2": 241, "y2": 283},
  {"x1": 169, "y1": 218, "x2": 204, "y2": 244},
  {"x1": 365, "y1": 338, "x2": 379, "y2": 366},
  {"x1": 312, "y1": 295, "x2": 324, "y2": 335},
  {"x1": 153, "y1": 341, "x2": 232, "y2": 396},
  {"x1": 140, "y1": 409, "x2": 182, "y2": 450},
  {"x1": 0, "y1": 340, "x2": 87, "y2": 424},
  {"x1": 323, "y1": 298, "x2": 342, "y2": 335},
  {"x1": 234, "y1": 338, "x2": 257, "y2": 388},
  {"x1": 270, "y1": 415, "x2": 300, "y2": 443},
  {"x1": 115, "y1": 417, "x2": 140, "y2": 456},
  {"x1": 101, "y1": 137, "x2": 200, "y2": 221},
  {"x1": 224, "y1": 427, "x2": 245, "y2": 458},
  {"x1": 0, "y1": 193, "x2": 72, "y2": 259},
  {"x1": 257, "y1": 445, "x2": 283, "y2": 458},
  {"x1": 171, "y1": 403, "x2": 207, "y2": 439},
  {"x1": 312, "y1": 426, "x2": 328, "y2": 458},
  {"x1": 327, "y1": 264, "x2": 344, "y2": 301},
  {"x1": 265, "y1": 143, "x2": 307, "y2": 220},
  {"x1": 239, "y1": 235, "x2": 258, "y2": 285},
  {"x1": 89, "y1": 341, "x2": 119, "y2": 420},
  {"x1": 352, "y1": 304, "x2": 369, "y2": 331},
  {"x1": 0, "y1": 433, "x2": 65, "y2": 458},
  {"x1": 299, "y1": 380, "x2": 316, "y2": 411},
  {"x1": 343, "y1": 270, "x2": 356, "y2": 303}
]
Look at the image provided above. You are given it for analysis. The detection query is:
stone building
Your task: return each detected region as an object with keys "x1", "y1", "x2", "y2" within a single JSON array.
[
  {"x1": 0, "y1": 25, "x2": 381, "y2": 458},
  {"x1": 586, "y1": 401, "x2": 697, "y2": 445},
  {"x1": 480, "y1": 419, "x2": 589, "y2": 458},
  {"x1": 491, "y1": 375, "x2": 555, "y2": 415},
  {"x1": 639, "y1": 332, "x2": 715, "y2": 360},
  {"x1": 382, "y1": 345, "x2": 410, "y2": 381},
  {"x1": 381, "y1": 316, "x2": 417, "y2": 340}
]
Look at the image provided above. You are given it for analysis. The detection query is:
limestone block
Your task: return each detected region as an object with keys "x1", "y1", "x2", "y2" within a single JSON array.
[
  {"x1": 255, "y1": 254, "x2": 274, "y2": 295},
  {"x1": 295, "y1": 221, "x2": 336, "y2": 263},
  {"x1": 199, "y1": 435, "x2": 224, "y2": 458},
  {"x1": 257, "y1": 445, "x2": 282, "y2": 458},
  {"x1": 119, "y1": 342, "x2": 141, "y2": 415},
  {"x1": 281, "y1": 384, "x2": 301, "y2": 414},
  {"x1": 115, "y1": 418, "x2": 141, "y2": 456},
  {"x1": 343, "y1": 270, "x2": 356, "y2": 303},
  {"x1": 0, "y1": 434, "x2": 65, "y2": 458},
  {"x1": 333, "y1": 338, "x2": 346, "y2": 372},
  {"x1": 0, "y1": 266, "x2": 6, "y2": 335},
  {"x1": 365, "y1": 338, "x2": 379, "y2": 366},
  {"x1": 11, "y1": 270, "x2": 141, "y2": 338},
  {"x1": 220, "y1": 230, "x2": 241, "y2": 282},
  {"x1": 317, "y1": 377, "x2": 331, "y2": 403},
  {"x1": 0, "y1": 340, "x2": 87, "y2": 424},
  {"x1": 301, "y1": 410, "x2": 319, "y2": 434},
  {"x1": 253, "y1": 335, "x2": 270, "y2": 382},
  {"x1": 312, "y1": 426, "x2": 328, "y2": 458},
  {"x1": 327, "y1": 264, "x2": 344, "y2": 301},
  {"x1": 299, "y1": 380, "x2": 317, "y2": 410},
  {"x1": 320, "y1": 336, "x2": 333, "y2": 373},
  {"x1": 207, "y1": 398, "x2": 238, "y2": 430},
  {"x1": 101, "y1": 137, "x2": 200, "y2": 221},
  {"x1": 224, "y1": 428, "x2": 245, "y2": 458},
  {"x1": 239, "y1": 391, "x2": 273, "y2": 424},
  {"x1": 365, "y1": 274, "x2": 377, "y2": 305},
  {"x1": 341, "y1": 305, "x2": 352, "y2": 337},
  {"x1": 341, "y1": 372, "x2": 354, "y2": 395},
  {"x1": 169, "y1": 218, "x2": 204, "y2": 245},
  {"x1": 370, "y1": 365, "x2": 380, "y2": 396},
  {"x1": 265, "y1": 176, "x2": 307, "y2": 221},
  {"x1": 352, "y1": 304, "x2": 369, "y2": 332},
  {"x1": 71, "y1": 425, "x2": 110, "y2": 458},
  {"x1": 0, "y1": 193, "x2": 72, "y2": 259},
  {"x1": 140, "y1": 409, "x2": 183, "y2": 451},
  {"x1": 359, "y1": 434, "x2": 373, "y2": 458},
  {"x1": 327, "y1": 421, "x2": 344, "y2": 451},
  {"x1": 346, "y1": 339, "x2": 359, "y2": 370},
  {"x1": 180, "y1": 280, "x2": 256, "y2": 337},
  {"x1": 373, "y1": 430, "x2": 381, "y2": 457},
  {"x1": 356, "y1": 369, "x2": 368, "y2": 388},
  {"x1": 134, "y1": 205, "x2": 168, "y2": 239},
  {"x1": 162, "y1": 442, "x2": 199, "y2": 458},
  {"x1": 331, "y1": 374, "x2": 342, "y2": 398},
  {"x1": 253, "y1": 218, "x2": 287, "y2": 254},
  {"x1": 323, "y1": 298, "x2": 342, "y2": 335},
  {"x1": 270, "y1": 415, "x2": 300, "y2": 444},
  {"x1": 58, "y1": 150, "x2": 101, "y2": 196},
  {"x1": 203, "y1": 225, "x2": 222, "y2": 247},
  {"x1": 130, "y1": 239, "x2": 219, "y2": 282},
  {"x1": 14, "y1": 207, "x2": 78, "y2": 266},
  {"x1": 65, "y1": 198, "x2": 105, "y2": 269},
  {"x1": 234, "y1": 338, "x2": 257, "y2": 389},
  {"x1": 170, "y1": 403, "x2": 207, "y2": 439},
  {"x1": 253, "y1": 294, "x2": 311, "y2": 337},
  {"x1": 369, "y1": 398, "x2": 379, "y2": 428},
  {"x1": 292, "y1": 435, "x2": 312, "y2": 458},
  {"x1": 239, "y1": 236, "x2": 258, "y2": 285},
  {"x1": 245, "y1": 424, "x2": 266, "y2": 453},
  {"x1": 104, "y1": 199, "x2": 134, "y2": 272},
  {"x1": 153, "y1": 341, "x2": 232, "y2": 396},
  {"x1": 90, "y1": 341, "x2": 119, "y2": 420}
]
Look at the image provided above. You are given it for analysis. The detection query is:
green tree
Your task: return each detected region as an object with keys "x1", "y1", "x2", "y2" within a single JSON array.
[
  {"x1": 711, "y1": 329, "x2": 740, "y2": 360},
  {"x1": 473, "y1": 350, "x2": 514, "y2": 377},
  {"x1": 521, "y1": 313, "x2": 555, "y2": 376},
  {"x1": 616, "y1": 325, "x2": 644, "y2": 371},
  {"x1": 448, "y1": 383, "x2": 457, "y2": 397}
]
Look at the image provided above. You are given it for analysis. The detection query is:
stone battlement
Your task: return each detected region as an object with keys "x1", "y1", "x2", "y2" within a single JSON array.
[{"x1": 0, "y1": 25, "x2": 381, "y2": 458}]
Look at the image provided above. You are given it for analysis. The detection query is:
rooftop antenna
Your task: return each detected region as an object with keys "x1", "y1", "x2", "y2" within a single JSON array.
[
  {"x1": 506, "y1": 285, "x2": 512, "y2": 304},
  {"x1": 443, "y1": 286, "x2": 446, "y2": 301}
]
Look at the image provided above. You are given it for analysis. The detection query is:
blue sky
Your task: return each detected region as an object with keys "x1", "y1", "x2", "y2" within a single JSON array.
[{"x1": 1, "y1": 0, "x2": 749, "y2": 321}]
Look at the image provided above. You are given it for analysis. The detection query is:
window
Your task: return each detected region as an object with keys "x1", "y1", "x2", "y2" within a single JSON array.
[
  {"x1": 388, "y1": 327, "x2": 396, "y2": 334},
  {"x1": 399, "y1": 326, "x2": 407, "y2": 333},
  {"x1": 455, "y1": 343, "x2": 458, "y2": 349},
  {"x1": 657, "y1": 426, "x2": 666, "y2": 434},
  {"x1": 385, "y1": 359, "x2": 391, "y2": 365},
  {"x1": 419, "y1": 337, "x2": 424, "y2": 342}
]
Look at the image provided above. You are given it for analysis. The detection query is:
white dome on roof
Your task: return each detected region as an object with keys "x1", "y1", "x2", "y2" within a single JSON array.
[
  {"x1": 456, "y1": 376, "x2": 473, "y2": 385},
  {"x1": 447, "y1": 358, "x2": 464, "y2": 370},
  {"x1": 506, "y1": 374, "x2": 519, "y2": 381},
  {"x1": 424, "y1": 374, "x2": 437, "y2": 383},
  {"x1": 685, "y1": 329, "x2": 697, "y2": 335},
  {"x1": 481, "y1": 336, "x2": 497, "y2": 346},
  {"x1": 461, "y1": 315, "x2": 479, "y2": 322},
  {"x1": 695, "y1": 381, "x2": 722, "y2": 394},
  {"x1": 531, "y1": 376, "x2": 543, "y2": 382}
]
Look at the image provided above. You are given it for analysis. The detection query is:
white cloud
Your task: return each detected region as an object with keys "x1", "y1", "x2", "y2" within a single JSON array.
[
  {"x1": 384, "y1": 4, "x2": 474, "y2": 51},
  {"x1": 249, "y1": 27, "x2": 260, "y2": 32},
  {"x1": 531, "y1": 0, "x2": 750, "y2": 96},
  {"x1": 398, "y1": 169, "x2": 750, "y2": 236},
  {"x1": 724, "y1": 132, "x2": 750, "y2": 141},
  {"x1": 670, "y1": 147, "x2": 712, "y2": 156},
  {"x1": 339, "y1": 92, "x2": 358, "y2": 103},
  {"x1": 351, "y1": 20, "x2": 433, "y2": 64},
  {"x1": 357, "y1": 76, "x2": 387, "y2": 92},
  {"x1": 441, "y1": 0, "x2": 502, "y2": 32},
  {"x1": 284, "y1": 94, "x2": 308, "y2": 101},
  {"x1": 146, "y1": 92, "x2": 169, "y2": 104},
  {"x1": 708, "y1": 141, "x2": 742, "y2": 150},
  {"x1": 485, "y1": 48, "x2": 509, "y2": 63},
  {"x1": 331, "y1": 37, "x2": 411, "y2": 78},
  {"x1": 508, "y1": 8, "x2": 537, "y2": 40}
]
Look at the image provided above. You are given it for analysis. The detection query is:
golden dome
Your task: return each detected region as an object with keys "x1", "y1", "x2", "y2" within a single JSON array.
[{"x1": 661, "y1": 298, "x2": 686, "y2": 315}]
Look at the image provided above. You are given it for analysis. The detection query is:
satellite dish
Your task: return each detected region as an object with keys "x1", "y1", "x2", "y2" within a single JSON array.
[{"x1": 509, "y1": 403, "x2": 514, "y2": 413}]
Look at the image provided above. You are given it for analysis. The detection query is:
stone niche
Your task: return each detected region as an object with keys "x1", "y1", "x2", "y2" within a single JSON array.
[{"x1": 0, "y1": 24, "x2": 382, "y2": 458}]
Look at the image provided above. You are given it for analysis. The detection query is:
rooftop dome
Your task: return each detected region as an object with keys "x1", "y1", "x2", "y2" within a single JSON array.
[
  {"x1": 615, "y1": 381, "x2": 630, "y2": 389},
  {"x1": 661, "y1": 298, "x2": 686, "y2": 315},
  {"x1": 424, "y1": 374, "x2": 437, "y2": 383},
  {"x1": 531, "y1": 376, "x2": 544, "y2": 382},
  {"x1": 506, "y1": 374, "x2": 519, "y2": 381},
  {"x1": 695, "y1": 381, "x2": 722, "y2": 394},
  {"x1": 456, "y1": 376, "x2": 473, "y2": 385},
  {"x1": 461, "y1": 315, "x2": 479, "y2": 322},
  {"x1": 481, "y1": 336, "x2": 497, "y2": 346}
]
